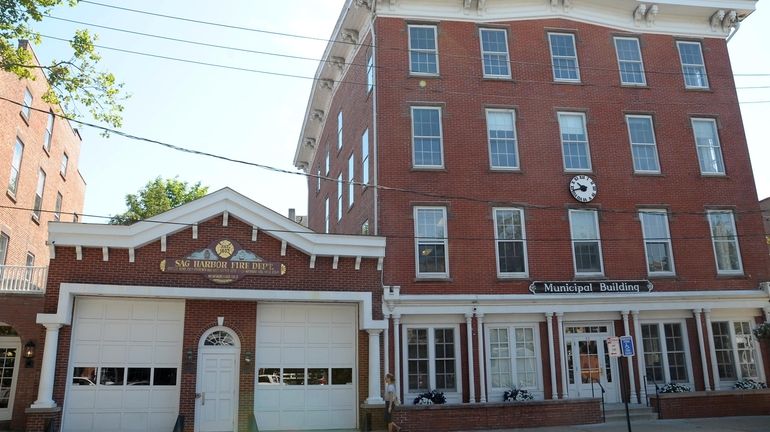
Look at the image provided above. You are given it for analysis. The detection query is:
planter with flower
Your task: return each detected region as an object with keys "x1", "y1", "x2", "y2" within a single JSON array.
[
  {"x1": 734, "y1": 378, "x2": 767, "y2": 390},
  {"x1": 413, "y1": 390, "x2": 446, "y2": 405},
  {"x1": 659, "y1": 383, "x2": 691, "y2": 393},
  {"x1": 503, "y1": 387, "x2": 534, "y2": 402},
  {"x1": 752, "y1": 322, "x2": 770, "y2": 341}
]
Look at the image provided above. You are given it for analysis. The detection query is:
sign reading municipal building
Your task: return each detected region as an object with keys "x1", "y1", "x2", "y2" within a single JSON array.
[{"x1": 529, "y1": 280, "x2": 653, "y2": 294}]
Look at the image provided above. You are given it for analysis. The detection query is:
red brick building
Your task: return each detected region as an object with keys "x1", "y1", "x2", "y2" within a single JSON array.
[
  {"x1": 25, "y1": 188, "x2": 387, "y2": 431},
  {"x1": 0, "y1": 41, "x2": 86, "y2": 431},
  {"x1": 295, "y1": 0, "x2": 770, "y2": 419}
]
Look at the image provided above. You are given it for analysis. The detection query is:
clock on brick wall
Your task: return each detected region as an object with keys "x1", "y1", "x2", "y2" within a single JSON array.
[{"x1": 569, "y1": 175, "x2": 597, "y2": 203}]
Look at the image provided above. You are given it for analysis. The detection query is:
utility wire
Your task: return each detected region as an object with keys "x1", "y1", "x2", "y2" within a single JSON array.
[{"x1": 0, "y1": 96, "x2": 766, "y2": 220}]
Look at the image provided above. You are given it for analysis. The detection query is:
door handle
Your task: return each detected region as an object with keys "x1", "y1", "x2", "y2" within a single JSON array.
[{"x1": 196, "y1": 392, "x2": 206, "y2": 405}]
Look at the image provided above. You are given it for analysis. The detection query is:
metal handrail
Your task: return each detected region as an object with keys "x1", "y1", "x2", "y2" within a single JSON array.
[
  {"x1": 0, "y1": 265, "x2": 47, "y2": 293},
  {"x1": 592, "y1": 377, "x2": 606, "y2": 423}
]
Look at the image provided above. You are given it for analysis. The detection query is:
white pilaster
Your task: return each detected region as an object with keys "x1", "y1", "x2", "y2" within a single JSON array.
[
  {"x1": 693, "y1": 309, "x2": 711, "y2": 391},
  {"x1": 704, "y1": 309, "x2": 720, "y2": 390},
  {"x1": 31, "y1": 323, "x2": 62, "y2": 409},
  {"x1": 546, "y1": 312, "x2": 557, "y2": 400},
  {"x1": 393, "y1": 314, "x2": 402, "y2": 397},
  {"x1": 622, "y1": 311, "x2": 638, "y2": 403},
  {"x1": 476, "y1": 313, "x2": 487, "y2": 402},
  {"x1": 632, "y1": 310, "x2": 646, "y2": 401},
  {"x1": 384, "y1": 313, "x2": 391, "y2": 386},
  {"x1": 556, "y1": 312, "x2": 567, "y2": 399},
  {"x1": 465, "y1": 313, "x2": 476, "y2": 403},
  {"x1": 366, "y1": 329, "x2": 384, "y2": 404}
]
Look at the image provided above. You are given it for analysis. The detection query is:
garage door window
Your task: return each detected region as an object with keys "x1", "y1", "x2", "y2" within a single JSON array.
[
  {"x1": 72, "y1": 367, "x2": 178, "y2": 387},
  {"x1": 99, "y1": 368, "x2": 124, "y2": 386}
]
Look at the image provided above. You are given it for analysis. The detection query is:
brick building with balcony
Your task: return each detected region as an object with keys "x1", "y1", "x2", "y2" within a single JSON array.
[
  {"x1": 0, "y1": 41, "x2": 86, "y2": 431},
  {"x1": 294, "y1": 0, "x2": 770, "y2": 427}
]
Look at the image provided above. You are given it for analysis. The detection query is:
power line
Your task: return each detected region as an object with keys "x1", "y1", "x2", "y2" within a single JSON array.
[{"x1": 0, "y1": 96, "x2": 766, "y2": 221}]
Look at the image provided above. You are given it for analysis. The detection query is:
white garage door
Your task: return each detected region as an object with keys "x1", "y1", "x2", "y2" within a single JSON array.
[
  {"x1": 255, "y1": 303, "x2": 357, "y2": 431},
  {"x1": 62, "y1": 297, "x2": 185, "y2": 432}
]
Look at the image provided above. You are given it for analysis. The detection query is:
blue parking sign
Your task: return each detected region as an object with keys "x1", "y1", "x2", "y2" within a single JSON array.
[{"x1": 620, "y1": 335, "x2": 634, "y2": 357}]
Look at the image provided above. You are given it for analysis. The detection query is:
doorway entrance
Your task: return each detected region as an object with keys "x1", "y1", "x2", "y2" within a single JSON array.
[
  {"x1": 195, "y1": 328, "x2": 240, "y2": 432},
  {"x1": 563, "y1": 324, "x2": 619, "y2": 402},
  {"x1": 0, "y1": 330, "x2": 20, "y2": 422}
]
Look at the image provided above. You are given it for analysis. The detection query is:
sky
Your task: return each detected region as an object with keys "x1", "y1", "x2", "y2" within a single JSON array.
[{"x1": 24, "y1": 0, "x2": 770, "y2": 223}]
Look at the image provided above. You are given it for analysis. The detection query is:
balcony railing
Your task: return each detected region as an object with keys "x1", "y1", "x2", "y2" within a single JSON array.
[{"x1": 0, "y1": 265, "x2": 47, "y2": 293}]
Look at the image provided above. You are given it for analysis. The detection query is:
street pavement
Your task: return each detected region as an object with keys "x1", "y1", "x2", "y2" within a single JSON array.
[{"x1": 464, "y1": 416, "x2": 770, "y2": 431}]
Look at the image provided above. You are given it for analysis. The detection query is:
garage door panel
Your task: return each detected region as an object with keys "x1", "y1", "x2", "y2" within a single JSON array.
[
  {"x1": 126, "y1": 345, "x2": 153, "y2": 363},
  {"x1": 257, "y1": 346, "x2": 281, "y2": 364},
  {"x1": 306, "y1": 347, "x2": 329, "y2": 365},
  {"x1": 257, "y1": 326, "x2": 282, "y2": 344},
  {"x1": 130, "y1": 324, "x2": 155, "y2": 342},
  {"x1": 94, "y1": 390, "x2": 124, "y2": 409},
  {"x1": 100, "y1": 345, "x2": 128, "y2": 363},
  {"x1": 73, "y1": 344, "x2": 100, "y2": 363},
  {"x1": 279, "y1": 388, "x2": 306, "y2": 409},
  {"x1": 333, "y1": 309, "x2": 356, "y2": 324},
  {"x1": 130, "y1": 303, "x2": 156, "y2": 320},
  {"x1": 120, "y1": 412, "x2": 148, "y2": 431},
  {"x1": 254, "y1": 388, "x2": 280, "y2": 409},
  {"x1": 308, "y1": 327, "x2": 330, "y2": 343},
  {"x1": 331, "y1": 347, "x2": 353, "y2": 365},
  {"x1": 93, "y1": 412, "x2": 122, "y2": 431},
  {"x1": 282, "y1": 347, "x2": 306, "y2": 364},
  {"x1": 331, "y1": 326, "x2": 353, "y2": 344},
  {"x1": 282, "y1": 326, "x2": 306, "y2": 343},
  {"x1": 104, "y1": 302, "x2": 130, "y2": 320},
  {"x1": 281, "y1": 410, "x2": 305, "y2": 428},
  {"x1": 102, "y1": 323, "x2": 129, "y2": 342},
  {"x1": 77, "y1": 302, "x2": 105, "y2": 320},
  {"x1": 152, "y1": 345, "x2": 181, "y2": 364},
  {"x1": 283, "y1": 307, "x2": 307, "y2": 323},
  {"x1": 122, "y1": 391, "x2": 150, "y2": 409},
  {"x1": 149, "y1": 413, "x2": 177, "y2": 431},
  {"x1": 157, "y1": 303, "x2": 183, "y2": 321},
  {"x1": 149, "y1": 389, "x2": 178, "y2": 409},
  {"x1": 331, "y1": 410, "x2": 355, "y2": 428},
  {"x1": 67, "y1": 391, "x2": 96, "y2": 409},
  {"x1": 306, "y1": 410, "x2": 329, "y2": 427},
  {"x1": 330, "y1": 388, "x2": 355, "y2": 407},
  {"x1": 305, "y1": 388, "x2": 330, "y2": 409},
  {"x1": 75, "y1": 322, "x2": 103, "y2": 341},
  {"x1": 308, "y1": 309, "x2": 331, "y2": 324},
  {"x1": 156, "y1": 323, "x2": 182, "y2": 342}
]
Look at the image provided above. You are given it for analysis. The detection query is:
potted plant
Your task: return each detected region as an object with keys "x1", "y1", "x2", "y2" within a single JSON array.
[
  {"x1": 503, "y1": 387, "x2": 534, "y2": 402},
  {"x1": 752, "y1": 322, "x2": 770, "y2": 340},
  {"x1": 734, "y1": 379, "x2": 767, "y2": 390},
  {"x1": 413, "y1": 389, "x2": 446, "y2": 405},
  {"x1": 659, "y1": 382, "x2": 691, "y2": 393}
]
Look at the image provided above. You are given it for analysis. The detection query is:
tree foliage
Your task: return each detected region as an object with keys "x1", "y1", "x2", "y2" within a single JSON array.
[
  {"x1": 109, "y1": 177, "x2": 208, "y2": 225},
  {"x1": 1, "y1": 0, "x2": 126, "y2": 128}
]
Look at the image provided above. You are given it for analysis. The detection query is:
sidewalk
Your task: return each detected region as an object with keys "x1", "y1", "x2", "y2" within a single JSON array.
[{"x1": 466, "y1": 416, "x2": 770, "y2": 432}]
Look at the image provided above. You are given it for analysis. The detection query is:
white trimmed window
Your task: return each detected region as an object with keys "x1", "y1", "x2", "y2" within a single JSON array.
[
  {"x1": 337, "y1": 111, "x2": 343, "y2": 150},
  {"x1": 361, "y1": 129, "x2": 369, "y2": 185},
  {"x1": 487, "y1": 109, "x2": 519, "y2": 170},
  {"x1": 691, "y1": 118, "x2": 725, "y2": 175},
  {"x1": 548, "y1": 33, "x2": 580, "y2": 82},
  {"x1": 711, "y1": 320, "x2": 762, "y2": 385},
  {"x1": 626, "y1": 115, "x2": 660, "y2": 173},
  {"x1": 367, "y1": 54, "x2": 374, "y2": 92},
  {"x1": 488, "y1": 326, "x2": 540, "y2": 393},
  {"x1": 8, "y1": 138, "x2": 24, "y2": 196},
  {"x1": 347, "y1": 154, "x2": 354, "y2": 208},
  {"x1": 558, "y1": 112, "x2": 591, "y2": 171},
  {"x1": 614, "y1": 37, "x2": 646, "y2": 86},
  {"x1": 479, "y1": 28, "x2": 510, "y2": 78},
  {"x1": 33, "y1": 169, "x2": 46, "y2": 220},
  {"x1": 677, "y1": 41, "x2": 708, "y2": 89},
  {"x1": 60, "y1": 153, "x2": 69, "y2": 177},
  {"x1": 316, "y1": 167, "x2": 321, "y2": 192},
  {"x1": 641, "y1": 322, "x2": 691, "y2": 384},
  {"x1": 361, "y1": 220, "x2": 370, "y2": 235},
  {"x1": 336, "y1": 174, "x2": 343, "y2": 221},
  {"x1": 324, "y1": 198, "x2": 329, "y2": 233},
  {"x1": 325, "y1": 149, "x2": 330, "y2": 175},
  {"x1": 411, "y1": 107, "x2": 443, "y2": 168},
  {"x1": 569, "y1": 209, "x2": 603, "y2": 276},
  {"x1": 21, "y1": 88, "x2": 32, "y2": 120},
  {"x1": 405, "y1": 326, "x2": 459, "y2": 397},
  {"x1": 707, "y1": 210, "x2": 743, "y2": 274},
  {"x1": 54, "y1": 192, "x2": 63, "y2": 222},
  {"x1": 0, "y1": 233, "x2": 8, "y2": 265},
  {"x1": 414, "y1": 207, "x2": 448, "y2": 277},
  {"x1": 44, "y1": 111, "x2": 55, "y2": 152},
  {"x1": 493, "y1": 208, "x2": 528, "y2": 277},
  {"x1": 408, "y1": 25, "x2": 438, "y2": 75},
  {"x1": 639, "y1": 210, "x2": 675, "y2": 275}
]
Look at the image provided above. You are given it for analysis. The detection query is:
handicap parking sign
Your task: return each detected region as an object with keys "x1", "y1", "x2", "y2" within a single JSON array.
[{"x1": 620, "y1": 335, "x2": 635, "y2": 357}]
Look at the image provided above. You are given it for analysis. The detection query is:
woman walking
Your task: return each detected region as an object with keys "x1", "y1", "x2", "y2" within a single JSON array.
[{"x1": 384, "y1": 373, "x2": 401, "y2": 432}]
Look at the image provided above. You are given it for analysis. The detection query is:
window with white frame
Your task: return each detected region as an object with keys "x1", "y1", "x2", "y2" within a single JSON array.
[
  {"x1": 325, "y1": 149, "x2": 330, "y2": 175},
  {"x1": 493, "y1": 208, "x2": 527, "y2": 277},
  {"x1": 711, "y1": 320, "x2": 760, "y2": 383},
  {"x1": 479, "y1": 28, "x2": 510, "y2": 78},
  {"x1": 487, "y1": 109, "x2": 519, "y2": 169},
  {"x1": 347, "y1": 154, "x2": 354, "y2": 207},
  {"x1": 316, "y1": 167, "x2": 321, "y2": 192},
  {"x1": 44, "y1": 111, "x2": 55, "y2": 152},
  {"x1": 367, "y1": 54, "x2": 374, "y2": 92},
  {"x1": 639, "y1": 210, "x2": 674, "y2": 275},
  {"x1": 558, "y1": 112, "x2": 591, "y2": 171},
  {"x1": 8, "y1": 138, "x2": 24, "y2": 196},
  {"x1": 677, "y1": 41, "x2": 708, "y2": 89},
  {"x1": 406, "y1": 327, "x2": 458, "y2": 394},
  {"x1": 626, "y1": 115, "x2": 660, "y2": 173},
  {"x1": 641, "y1": 322, "x2": 690, "y2": 384},
  {"x1": 614, "y1": 37, "x2": 646, "y2": 86},
  {"x1": 21, "y1": 88, "x2": 32, "y2": 120},
  {"x1": 488, "y1": 326, "x2": 539, "y2": 391},
  {"x1": 411, "y1": 107, "x2": 443, "y2": 168},
  {"x1": 691, "y1": 118, "x2": 724, "y2": 175},
  {"x1": 361, "y1": 220, "x2": 370, "y2": 235},
  {"x1": 336, "y1": 174, "x2": 343, "y2": 221},
  {"x1": 548, "y1": 33, "x2": 580, "y2": 82},
  {"x1": 54, "y1": 192, "x2": 63, "y2": 222},
  {"x1": 337, "y1": 111, "x2": 343, "y2": 150},
  {"x1": 414, "y1": 207, "x2": 448, "y2": 277},
  {"x1": 361, "y1": 129, "x2": 369, "y2": 185},
  {"x1": 33, "y1": 169, "x2": 46, "y2": 220},
  {"x1": 324, "y1": 198, "x2": 329, "y2": 233},
  {"x1": 569, "y1": 209, "x2": 603, "y2": 275},
  {"x1": 0, "y1": 233, "x2": 8, "y2": 264},
  {"x1": 408, "y1": 25, "x2": 438, "y2": 75},
  {"x1": 707, "y1": 210, "x2": 743, "y2": 274},
  {"x1": 60, "y1": 153, "x2": 69, "y2": 177}
]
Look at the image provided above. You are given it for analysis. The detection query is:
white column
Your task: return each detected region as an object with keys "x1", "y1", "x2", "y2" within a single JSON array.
[
  {"x1": 693, "y1": 309, "x2": 711, "y2": 391},
  {"x1": 632, "y1": 311, "x2": 646, "y2": 401},
  {"x1": 557, "y1": 313, "x2": 567, "y2": 399},
  {"x1": 704, "y1": 309, "x2": 720, "y2": 390},
  {"x1": 393, "y1": 314, "x2": 402, "y2": 397},
  {"x1": 465, "y1": 313, "x2": 476, "y2": 403},
  {"x1": 366, "y1": 329, "x2": 384, "y2": 404},
  {"x1": 384, "y1": 313, "x2": 391, "y2": 384},
  {"x1": 31, "y1": 323, "x2": 62, "y2": 409},
  {"x1": 621, "y1": 311, "x2": 638, "y2": 403},
  {"x1": 476, "y1": 313, "x2": 487, "y2": 402},
  {"x1": 764, "y1": 307, "x2": 770, "y2": 322},
  {"x1": 546, "y1": 312, "x2": 557, "y2": 400}
]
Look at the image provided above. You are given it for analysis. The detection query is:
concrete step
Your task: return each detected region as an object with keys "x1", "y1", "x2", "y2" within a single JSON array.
[{"x1": 602, "y1": 406, "x2": 658, "y2": 422}]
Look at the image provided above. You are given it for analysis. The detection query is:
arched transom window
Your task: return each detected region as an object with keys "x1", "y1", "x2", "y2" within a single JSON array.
[{"x1": 204, "y1": 330, "x2": 235, "y2": 346}]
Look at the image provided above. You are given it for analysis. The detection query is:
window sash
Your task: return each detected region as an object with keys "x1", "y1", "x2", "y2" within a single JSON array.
[
  {"x1": 641, "y1": 323, "x2": 689, "y2": 384},
  {"x1": 54, "y1": 192, "x2": 63, "y2": 221},
  {"x1": 639, "y1": 210, "x2": 674, "y2": 275},
  {"x1": 347, "y1": 155, "x2": 354, "y2": 207},
  {"x1": 707, "y1": 210, "x2": 743, "y2": 274},
  {"x1": 479, "y1": 28, "x2": 510, "y2": 78},
  {"x1": 408, "y1": 25, "x2": 439, "y2": 75},
  {"x1": 488, "y1": 326, "x2": 539, "y2": 390},
  {"x1": 411, "y1": 107, "x2": 444, "y2": 168},
  {"x1": 558, "y1": 113, "x2": 591, "y2": 171},
  {"x1": 337, "y1": 112, "x2": 343, "y2": 150},
  {"x1": 8, "y1": 139, "x2": 24, "y2": 195},
  {"x1": 677, "y1": 41, "x2": 709, "y2": 89},
  {"x1": 0, "y1": 233, "x2": 9, "y2": 265},
  {"x1": 711, "y1": 320, "x2": 760, "y2": 383},
  {"x1": 569, "y1": 210, "x2": 603, "y2": 275},
  {"x1": 691, "y1": 119, "x2": 725, "y2": 175},
  {"x1": 414, "y1": 207, "x2": 448, "y2": 276},
  {"x1": 22, "y1": 89, "x2": 32, "y2": 119},
  {"x1": 324, "y1": 198, "x2": 329, "y2": 233},
  {"x1": 44, "y1": 111, "x2": 55, "y2": 151},
  {"x1": 61, "y1": 153, "x2": 69, "y2": 176},
  {"x1": 406, "y1": 327, "x2": 457, "y2": 393},
  {"x1": 548, "y1": 33, "x2": 580, "y2": 82},
  {"x1": 361, "y1": 129, "x2": 370, "y2": 185},
  {"x1": 33, "y1": 169, "x2": 46, "y2": 219},
  {"x1": 487, "y1": 110, "x2": 519, "y2": 169},
  {"x1": 614, "y1": 37, "x2": 646, "y2": 85},
  {"x1": 336, "y1": 175, "x2": 343, "y2": 221},
  {"x1": 626, "y1": 115, "x2": 660, "y2": 173},
  {"x1": 366, "y1": 54, "x2": 374, "y2": 92},
  {"x1": 493, "y1": 208, "x2": 527, "y2": 276}
]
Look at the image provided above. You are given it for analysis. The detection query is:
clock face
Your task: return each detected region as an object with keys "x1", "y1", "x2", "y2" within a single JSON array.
[{"x1": 569, "y1": 175, "x2": 597, "y2": 203}]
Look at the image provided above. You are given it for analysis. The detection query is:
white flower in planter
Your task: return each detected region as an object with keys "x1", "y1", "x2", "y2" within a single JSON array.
[
  {"x1": 734, "y1": 379, "x2": 767, "y2": 390},
  {"x1": 659, "y1": 383, "x2": 691, "y2": 393}
]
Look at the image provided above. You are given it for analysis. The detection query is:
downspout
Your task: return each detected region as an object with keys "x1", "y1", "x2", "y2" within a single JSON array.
[
  {"x1": 726, "y1": 20, "x2": 741, "y2": 43},
  {"x1": 371, "y1": 14, "x2": 379, "y2": 236}
]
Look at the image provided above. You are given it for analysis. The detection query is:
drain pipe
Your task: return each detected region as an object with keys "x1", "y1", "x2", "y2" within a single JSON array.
[{"x1": 726, "y1": 20, "x2": 741, "y2": 43}]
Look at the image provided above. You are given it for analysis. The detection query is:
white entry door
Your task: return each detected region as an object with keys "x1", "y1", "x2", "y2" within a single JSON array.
[
  {"x1": 564, "y1": 324, "x2": 619, "y2": 403},
  {"x1": 0, "y1": 337, "x2": 21, "y2": 422},
  {"x1": 196, "y1": 329, "x2": 240, "y2": 432}
]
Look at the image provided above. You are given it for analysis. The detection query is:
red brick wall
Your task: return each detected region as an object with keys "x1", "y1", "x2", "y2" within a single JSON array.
[
  {"x1": 392, "y1": 398, "x2": 602, "y2": 431},
  {"x1": 656, "y1": 389, "x2": 770, "y2": 419}
]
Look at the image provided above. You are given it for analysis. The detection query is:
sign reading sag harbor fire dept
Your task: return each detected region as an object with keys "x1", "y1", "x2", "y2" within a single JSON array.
[
  {"x1": 160, "y1": 238, "x2": 286, "y2": 284},
  {"x1": 529, "y1": 280, "x2": 653, "y2": 294}
]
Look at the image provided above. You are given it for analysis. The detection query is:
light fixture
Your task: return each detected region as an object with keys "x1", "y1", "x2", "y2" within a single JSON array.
[
  {"x1": 244, "y1": 351, "x2": 253, "y2": 364},
  {"x1": 186, "y1": 348, "x2": 194, "y2": 364},
  {"x1": 23, "y1": 341, "x2": 35, "y2": 368}
]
